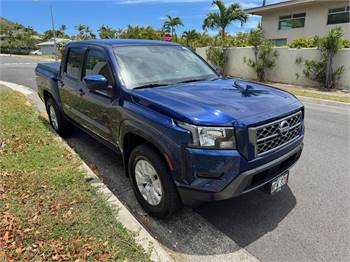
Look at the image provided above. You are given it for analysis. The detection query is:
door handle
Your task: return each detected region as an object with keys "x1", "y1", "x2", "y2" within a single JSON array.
[
  {"x1": 79, "y1": 89, "x2": 85, "y2": 96},
  {"x1": 58, "y1": 79, "x2": 64, "y2": 88}
]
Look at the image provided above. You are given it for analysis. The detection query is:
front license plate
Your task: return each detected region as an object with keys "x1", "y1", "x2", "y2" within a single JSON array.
[{"x1": 270, "y1": 171, "x2": 289, "y2": 194}]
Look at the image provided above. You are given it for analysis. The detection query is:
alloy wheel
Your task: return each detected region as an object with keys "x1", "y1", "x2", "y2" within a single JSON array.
[{"x1": 134, "y1": 159, "x2": 163, "y2": 206}]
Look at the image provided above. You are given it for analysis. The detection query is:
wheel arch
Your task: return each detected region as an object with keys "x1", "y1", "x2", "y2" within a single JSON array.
[{"x1": 121, "y1": 130, "x2": 173, "y2": 178}]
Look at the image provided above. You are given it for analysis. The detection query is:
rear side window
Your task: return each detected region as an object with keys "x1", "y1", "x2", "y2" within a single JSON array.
[{"x1": 65, "y1": 48, "x2": 83, "y2": 79}]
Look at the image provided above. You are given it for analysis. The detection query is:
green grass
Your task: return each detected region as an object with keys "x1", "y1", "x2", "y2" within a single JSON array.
[
  {"x1": 0, "y1": 91, "x2": 150, "y2": 261},
  {"x1": 275, "y1": 86, "x2": 350, "y2": 104}
]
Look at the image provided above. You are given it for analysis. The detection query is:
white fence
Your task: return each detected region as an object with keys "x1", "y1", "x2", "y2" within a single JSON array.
[{"x1": 196, "y1": 47, "x2": 350, "y2": 90}]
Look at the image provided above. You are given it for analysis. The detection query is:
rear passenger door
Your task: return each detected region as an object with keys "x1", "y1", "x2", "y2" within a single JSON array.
[
  {"x1": 59, "y1": 47, "x2": 86, "y2": 124},
  {"x1": 77, "y1": 48, "x2": 116, "y2": 142}
]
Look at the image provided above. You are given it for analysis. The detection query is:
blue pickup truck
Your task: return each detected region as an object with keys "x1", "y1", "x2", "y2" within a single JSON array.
[{"x1": 35, "y1": 39, "x2": 304, "y2": 218}]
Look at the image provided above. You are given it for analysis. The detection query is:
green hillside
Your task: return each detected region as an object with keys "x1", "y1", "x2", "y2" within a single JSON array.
[{"x1": 0, "y1": 17, "x2": 40, "y2": 54}]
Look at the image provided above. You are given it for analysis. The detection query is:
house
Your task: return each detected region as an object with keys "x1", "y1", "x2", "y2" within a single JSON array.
[
  {"x1": 36, "y1": 38, "x2": 70, "y2": 55},
  {"x1": 245, "y1": 0, "x2": 350, "y2": 46}
]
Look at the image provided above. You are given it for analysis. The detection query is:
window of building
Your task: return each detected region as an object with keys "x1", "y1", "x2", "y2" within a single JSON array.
[
  {"x1": 327, "y1": 6, "x2": 350, "y2": 25},
  {"x1": 272, "y1": 38, "x2": 287, "y2": 46},
  {"x1": 65, "y1": 48, "x2": 83, "y2": 79},
  {"x1": 279, "y1": 13, "x2": 306, "y2": 30}
]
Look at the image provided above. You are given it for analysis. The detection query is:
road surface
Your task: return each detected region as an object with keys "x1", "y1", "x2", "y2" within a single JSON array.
[{"x1": 1, "y1": 55, "x2": 349, "y2": 262}]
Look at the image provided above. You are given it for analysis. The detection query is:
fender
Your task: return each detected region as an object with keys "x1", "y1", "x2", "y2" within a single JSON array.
[{"x1": 119, "y1": 118, "x2": 174, "y2": 166}]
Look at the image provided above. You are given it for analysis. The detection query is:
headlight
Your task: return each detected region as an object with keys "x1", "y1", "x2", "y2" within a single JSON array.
[{"x1": 178, "y1": 122, "x2": 236, "y2": 149}]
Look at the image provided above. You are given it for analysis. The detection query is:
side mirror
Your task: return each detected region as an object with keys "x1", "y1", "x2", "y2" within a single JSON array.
[{"x1": 83, "y1": 75, "x2": 108, "y2": 91}]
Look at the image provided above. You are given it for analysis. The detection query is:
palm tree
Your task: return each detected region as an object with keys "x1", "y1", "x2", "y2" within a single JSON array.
[
  {"x1": 163, "y1": 15, "x2": 183, "y2": 40},
  {"x1": 202, "y1": 0, "x2": 247, "y2": 41},
  {"x1": 83, "y1": 26, "x2": 96, "y2": 40},
  {"x1": 98, "y1": 25, "x2": 116, "y2": 39},
  {"x1": 59, "y1": 25, "x2": 67, "y2": 33},
  {"x1": 76, "y1": 24, "x2": 86, "y2": 32},
  {"x1": 182, "y1": 29, "x2": 199, "y2": 48},
  {"x1": 75, "y1": 24, "x2": 96, "y2": 40}
]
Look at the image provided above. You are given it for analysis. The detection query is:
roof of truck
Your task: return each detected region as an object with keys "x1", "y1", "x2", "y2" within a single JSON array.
[{"x1": 68, "y1": 39, "x2": 180, "y2": 47}]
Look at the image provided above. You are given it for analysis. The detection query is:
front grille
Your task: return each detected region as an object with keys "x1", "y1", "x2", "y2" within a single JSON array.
[{"x1": 251, "y1": 111, "x2": 302, "y2": 157}]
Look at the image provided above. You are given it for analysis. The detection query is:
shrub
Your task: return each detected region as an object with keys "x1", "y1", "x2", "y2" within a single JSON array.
[
  {"x1": 245, "y1": 28, "x2": 278, "y2": 81},
  {"x1": 341, "y1": 39, "x2": 350, "y2": 48},
  {"x1": 288, "y1": 38, "x2": 313, "y2": 48},
  {"x1": 206, "y1": 46, "x2": 225, "y2": 73},
  {"x1": 56, "y1": 40, "x2": 70, "y2": 58},
  {"x1": 300, "y1": 27, "x2": 345, "y2": 89}
]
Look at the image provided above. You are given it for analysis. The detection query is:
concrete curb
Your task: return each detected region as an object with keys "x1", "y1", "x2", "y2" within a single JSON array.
[
  {"x1": 0, "y1": 80, "x2": 33, "y2": 95},
  {"x1": 1, "y1": 82, "x2": 173, "y2": 262}
]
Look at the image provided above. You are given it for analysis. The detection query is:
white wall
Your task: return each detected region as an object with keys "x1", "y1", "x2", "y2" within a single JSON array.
[
  {"x1": 39, "y1": 45, "x2": 57, "y2": 55},
  {"x1": 196, "y1": 47, "x2": 350, "y2": 90}
]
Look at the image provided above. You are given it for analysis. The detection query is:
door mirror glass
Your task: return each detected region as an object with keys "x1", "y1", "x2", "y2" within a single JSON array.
[{"x1": 83, "y1": 75, "x2": 108, "y2": 91}]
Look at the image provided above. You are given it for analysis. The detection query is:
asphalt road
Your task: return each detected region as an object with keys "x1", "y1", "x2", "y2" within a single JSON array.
[{"x1": 1, "y1": 55, "x2": 349, "y2": 262}]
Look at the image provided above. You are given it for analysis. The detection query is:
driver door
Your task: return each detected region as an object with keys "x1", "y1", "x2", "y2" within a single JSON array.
[{"x1": 76, "y1": 48, "x2": 117, "y2": 142}]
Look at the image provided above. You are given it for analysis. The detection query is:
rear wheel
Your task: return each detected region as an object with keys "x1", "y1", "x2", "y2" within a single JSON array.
[
  {"x1": 46, "y1": 98, "x2": 69, "y2": 136},
  {"x1": 129, "y1": 144, "x2": 181, "y2": 218}
]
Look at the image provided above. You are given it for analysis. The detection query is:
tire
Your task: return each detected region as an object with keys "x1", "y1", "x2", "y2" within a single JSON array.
[
  {"x1": 46, "y1": 97, "x2": 69, "y2": 136},
  {"x1": 129, "y1": 144, "x2": 182, "y2": 218}
]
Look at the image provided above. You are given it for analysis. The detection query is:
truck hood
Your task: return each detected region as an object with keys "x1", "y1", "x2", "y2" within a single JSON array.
[{"x1": 131, "y1": 79, "x2": 303, "y2": 126}]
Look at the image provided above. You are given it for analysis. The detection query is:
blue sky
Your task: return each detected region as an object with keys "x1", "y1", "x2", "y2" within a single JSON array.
[{"x1": 1, "y1": 0, "x2": 287, "y2": 36}]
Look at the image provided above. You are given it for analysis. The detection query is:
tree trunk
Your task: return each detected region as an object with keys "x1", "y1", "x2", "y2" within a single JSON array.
[
  {"x1": 325, "y1": 49, "x2": 334, "y2": 89},
  {"x1": 253, "y1": 47, "x2": 259, "y2": 65},
  {"x1": 221, "y1": 28, "x2": 225, "y2": 42}
]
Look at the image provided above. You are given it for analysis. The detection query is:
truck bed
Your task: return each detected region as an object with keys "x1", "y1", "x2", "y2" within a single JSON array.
[
  {"x1": 35, "y1": 61, "x2": 61, "y2": 104},
  {"x1": 37, "y1": 62, "x2": 60, "y2": 77}
]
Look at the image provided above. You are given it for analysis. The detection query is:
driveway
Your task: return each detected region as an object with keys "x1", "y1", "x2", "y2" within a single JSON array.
[{"x1": 1, "y1": 55, "x2": 349, "y2": 262}]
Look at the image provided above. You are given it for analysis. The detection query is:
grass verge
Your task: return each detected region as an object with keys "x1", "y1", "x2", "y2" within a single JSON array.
[
  {"x1": 261, "y1": 82, "x2": 350, "y2": 104},
  {"x1": 0, "y1": 91, "x2": 149, "y2": 261},
  {"x1": 277, "y1": 86, "x2": 350, "y2": 103}
]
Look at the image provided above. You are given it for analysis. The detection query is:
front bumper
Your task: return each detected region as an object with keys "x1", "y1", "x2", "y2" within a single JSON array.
[{"x1": 178, "y1": 141, "x2": 303, "y2": 205}]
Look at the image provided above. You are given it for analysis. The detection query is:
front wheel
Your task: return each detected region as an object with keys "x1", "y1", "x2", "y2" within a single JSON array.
[
  {"x1": 46, "y1": 98, "x2": 69, "y2": 136},
  {"x1": 129, "y1": 144, "x2": 182, "y2": 218}
]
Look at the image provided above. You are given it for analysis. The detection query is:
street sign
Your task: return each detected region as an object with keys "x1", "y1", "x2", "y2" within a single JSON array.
[{"x1": 163, "y1": 33, "x2": 172, "y2": 42}]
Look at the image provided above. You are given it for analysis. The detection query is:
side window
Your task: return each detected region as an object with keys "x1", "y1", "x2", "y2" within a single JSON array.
[
  {"x1": 65, "y1": 48, "x2": 83, "y2": 79},
  {"x1": 85, "y1": 50, "x2": 113, "y2": 86}
]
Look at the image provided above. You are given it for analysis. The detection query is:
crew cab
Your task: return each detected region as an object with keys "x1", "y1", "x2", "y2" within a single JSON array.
[{"x1": 35, "y1": 39, "x2": 304, "y2": 218}]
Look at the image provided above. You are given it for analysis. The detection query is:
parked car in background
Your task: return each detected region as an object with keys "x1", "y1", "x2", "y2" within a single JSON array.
[
  {"x1": 35, "y1": 39, "x2": 304, "y2": 218},
  {"x1": 30, "y1": 49, "x2": 42, "y2": 56}
]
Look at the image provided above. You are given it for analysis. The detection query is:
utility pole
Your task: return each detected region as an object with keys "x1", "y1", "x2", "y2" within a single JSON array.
[{"x1": 50, "y1": 4, "x2": 58, "y2": 60}]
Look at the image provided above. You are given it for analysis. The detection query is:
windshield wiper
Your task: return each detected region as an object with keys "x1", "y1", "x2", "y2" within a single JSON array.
[
  {"x1": 133, "y1": 83, "x2": 171, "y2": 90},
  {"x1": 176, "y1": 79, "x2": 203, "y2": 84},
  {"x1": 176, "y1": 77, "x2": 220, "y2": 84}
]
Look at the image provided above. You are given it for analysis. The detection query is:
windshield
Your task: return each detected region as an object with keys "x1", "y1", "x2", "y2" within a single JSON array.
[{"x1": 113, "y1": 45, "x2": 217, "y2": 89}]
